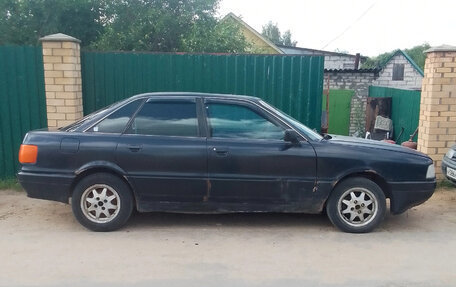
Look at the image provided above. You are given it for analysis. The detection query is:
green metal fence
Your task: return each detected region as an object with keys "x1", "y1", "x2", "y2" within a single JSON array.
[
  {"x1": 0, "y1": 45, "x2": 47, "y2": 179},
  {"x1": 81, "y1": 52, "x2": 324, "y2": 129},
  {"x1": 322, "y1": 89, "x2": 354, "y2": 136},
  {"x1": 369, "y1": 86, "x2": 421, "y2": 144}
]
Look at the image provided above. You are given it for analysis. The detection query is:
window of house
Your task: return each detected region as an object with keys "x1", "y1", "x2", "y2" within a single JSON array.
[
  {"x1": 126, "y1": 101, "x2": 198, "y2": 137},
  {"x1": 392, "y1": 64, "x2": 405, "y2": 81},
  {"x1": 88, "y1": 99, "x2": 142, "y2": 133},
  {"x1": 206, "y1": 103, "x2": 284, "y2": 140}
]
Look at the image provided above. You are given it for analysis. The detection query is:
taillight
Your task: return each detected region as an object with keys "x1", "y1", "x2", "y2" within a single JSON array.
[{"x1": 19, "y1": 144, "x2": 38, "y2": 164}]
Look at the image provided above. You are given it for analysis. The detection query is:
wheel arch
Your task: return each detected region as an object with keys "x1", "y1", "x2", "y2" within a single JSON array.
[
  {"x1": 322, "y1": 170, "x2": 391, "y2": 212},
  {"x1": 70, "y1": 161, "x2": 138, "y2": 207},
  {"x1": 335, "y1": 171, "x2": 391, "y2": 199}
]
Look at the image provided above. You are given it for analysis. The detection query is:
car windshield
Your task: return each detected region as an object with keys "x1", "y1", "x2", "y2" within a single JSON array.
[{"x1": 259, "y1": 100, "x2": 323, "y2": 141}]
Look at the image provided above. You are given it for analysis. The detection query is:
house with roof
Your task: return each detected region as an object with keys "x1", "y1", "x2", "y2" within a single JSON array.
[
  {"x1": 222, "y1": 13, "x2": 283, "y2": 55},
  {"x1": 222, "y1": 13, "x2": 365, "y2": 70},
  {"x1": 222, "y1": 13, "x2": 423, "y2": 90},
  {"x1": 372, "y1": 50, "x2": 424, "y2": 90}
]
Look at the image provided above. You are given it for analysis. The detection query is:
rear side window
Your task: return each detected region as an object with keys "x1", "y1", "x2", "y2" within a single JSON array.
[
  {"x1": 126, "y1": 101, "x2": 198, "y2": 137},
  {"x1": 88, "y1": 99, "x2": 142, "y2": 133}
]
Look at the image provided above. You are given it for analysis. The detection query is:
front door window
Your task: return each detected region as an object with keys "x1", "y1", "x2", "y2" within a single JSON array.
[{"x1": 206, "y1": 103, "x2": 284, "y2": 140}]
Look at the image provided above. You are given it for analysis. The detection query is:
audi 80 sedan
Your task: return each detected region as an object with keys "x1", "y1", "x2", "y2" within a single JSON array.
[{"x1": 18, "y1": 93, "x2": 436, "y2": 233}]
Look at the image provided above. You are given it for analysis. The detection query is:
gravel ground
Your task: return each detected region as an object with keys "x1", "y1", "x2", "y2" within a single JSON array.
[{"x1": 0, "y1": 187, "x2": 455, "y2": 287}]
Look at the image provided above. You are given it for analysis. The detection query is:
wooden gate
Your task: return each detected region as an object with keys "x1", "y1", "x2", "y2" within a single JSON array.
[{"x1": 322, "y1": 89, "x2": 353, "y2": 136}]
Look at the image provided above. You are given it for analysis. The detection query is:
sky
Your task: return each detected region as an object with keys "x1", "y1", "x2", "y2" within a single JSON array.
[{"x1": 218, "y1": 0, "x2": 455, "y2": 57}]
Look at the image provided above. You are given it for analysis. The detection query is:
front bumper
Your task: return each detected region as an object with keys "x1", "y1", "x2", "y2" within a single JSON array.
[
  {"x1": 389, "y1": 180, "x2": 436, "y2": 214},
  {"x1": 442, "y1": 156, "x2": 456, "y2": 183},
  {"x1": 17, "y1": 171, "x2": 74, "y2": 204}
]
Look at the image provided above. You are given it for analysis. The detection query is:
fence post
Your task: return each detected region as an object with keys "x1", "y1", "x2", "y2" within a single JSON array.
[
  {"x1": 417, "y1": 45, "x2": 456, "y2": 178},
  {"x1": 39, "y1": 33, "x2": 83, "y2": 128}
]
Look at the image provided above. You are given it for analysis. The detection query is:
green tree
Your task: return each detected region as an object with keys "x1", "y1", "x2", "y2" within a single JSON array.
[
  {"x1": 261, "y1": 21, "x2": 297, "y2": 47},
  {"x1": 0, "y1": 0, "x2": 104, "y2": 46},
  {"x1": 182, "y1": 19, "x2": 249, "y2": 53},
  {"x1": 404, "y1": 43, "x2": 431, "y2": 70},
  {"x1": 0, "y1": 0, "x2": 249, "y2": 53},
  {"x1": 362, "y1": 43, "x2": 431, "y2": 70},
  {"x1": 93, "y1": 0, "x2": 248, "y2": 53}
]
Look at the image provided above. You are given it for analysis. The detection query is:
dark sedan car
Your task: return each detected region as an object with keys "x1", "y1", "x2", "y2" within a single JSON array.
[
  {"x1": 442, "y1": 144, "x2": 456, "y2": 185},
  {"x1": 18, "y1": 93, "x2": 436, "y2": 233}
]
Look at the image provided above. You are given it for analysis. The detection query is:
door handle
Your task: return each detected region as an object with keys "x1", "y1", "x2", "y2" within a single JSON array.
[
  {"x1": 212, "y1": 147, "x2": 228, "y2": 157},
  {"x1": 127, "y1": 145, "x2": 142, "y2": 152}
]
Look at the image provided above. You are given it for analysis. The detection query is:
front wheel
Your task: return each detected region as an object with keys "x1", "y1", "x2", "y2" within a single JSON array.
[
  {"x1": 71, "y1": 173, "x2": 134, "y2": 232},
  {"x1": 326, "y1": 177, "x2": 386, "y2": 233}
]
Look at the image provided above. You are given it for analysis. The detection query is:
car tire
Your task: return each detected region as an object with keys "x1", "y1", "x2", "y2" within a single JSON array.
[
  {"x1": 326, "y1": 177, "x2": 386, "y2": 233},
  {"x1": 71, "y1": 173, "x2": 134, "y2": 232}
]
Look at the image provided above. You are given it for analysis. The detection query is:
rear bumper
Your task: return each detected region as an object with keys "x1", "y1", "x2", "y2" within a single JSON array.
[
  {"x1": 17, "y1": 171, "x2": 74, "y2": 204},
  {"x1": 389, "y1": 180, "x2": 436, "y2": 214},
  {"x1": 442, "y1": 156, "x2": 456, "y2": 183}
]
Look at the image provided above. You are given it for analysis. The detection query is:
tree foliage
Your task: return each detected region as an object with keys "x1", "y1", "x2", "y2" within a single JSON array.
[
  {"x1": 361, "y1": 43, "x2": 431, "y2": 70},
  {"x1": 0, "y1": 0, "x2": 249, "y2": 53},
  {"x1": 261, "y1": 21, "x2": 297, "y2": 47},
  {"x1": 0, "y1": 0, "x2": 104, "y2": 46}
]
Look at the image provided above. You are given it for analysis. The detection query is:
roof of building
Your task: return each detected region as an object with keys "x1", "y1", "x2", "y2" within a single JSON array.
[
  {"x1": 277, "y1": 44, "x2": 367, "y2": 59},
  {"x1": 222, "y1": 13, "x2": 284, "y2": 54},
  {"x1": 324, "y1": 68, "x2": 380, "y2": 74},
  {"x1": 382, "y1": 50, "x2": 424, "y2": 76}
]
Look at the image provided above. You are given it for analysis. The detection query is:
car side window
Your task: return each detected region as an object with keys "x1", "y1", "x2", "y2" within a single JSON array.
[
  {"x1": 125, "y1": 101, "x2": 198, "y2": 137},
  {"x1": 88, "y1": 99, "x2": 142, "y2": 133},
  {"x1": 206, "y1": 103, "x2": 284, "y2": 140}
]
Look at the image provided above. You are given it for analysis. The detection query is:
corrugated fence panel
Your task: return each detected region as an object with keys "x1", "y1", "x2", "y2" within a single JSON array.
[
  {"x1": 0, "y1": 45, "x2": 47, "y2": 179},
  {"x1": 369, "y1": 86, "x2": 421, "y2": 144},
  {"x1": 82, "y1": 52, "x2": 324, "y2": 129}
]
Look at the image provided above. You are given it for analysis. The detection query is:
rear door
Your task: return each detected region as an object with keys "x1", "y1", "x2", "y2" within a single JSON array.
[
  {"x1": 115, "y1": 97, "x2": 207, "y2": 204},
  {"x1": 204, "y1": 99, "x2": 317, "y2": 206}
]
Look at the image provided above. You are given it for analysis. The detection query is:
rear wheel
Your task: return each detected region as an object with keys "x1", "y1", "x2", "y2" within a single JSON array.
[
  {"x1": 71, "y1": 173, "x2": 133, "y2": 231},
  {"x1": 326, "y1": 177, "x2": 386, "y2": 233}
]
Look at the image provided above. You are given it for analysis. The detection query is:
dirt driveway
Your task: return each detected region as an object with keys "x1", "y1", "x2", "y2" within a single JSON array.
[{"x1": 0, "y1": 188, "x2": 455, "y2": 287}]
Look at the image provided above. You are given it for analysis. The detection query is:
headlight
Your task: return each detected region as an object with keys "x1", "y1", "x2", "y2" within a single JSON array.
[
  {"x1": 446, "y1": 149, "x2": 455, "y2": 159},
  {"x1": 426, "y1": 164, "x2": 435, "y2": 179}
]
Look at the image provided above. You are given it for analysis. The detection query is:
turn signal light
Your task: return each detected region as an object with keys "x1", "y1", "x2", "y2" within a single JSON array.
[{"x1": 19, "y1": 144, "x2": 38, "y2": 164}]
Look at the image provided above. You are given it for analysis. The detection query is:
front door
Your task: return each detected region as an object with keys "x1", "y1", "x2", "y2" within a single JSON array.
[
  {"x1": 115, "y1": 98, "x2": 207, "y2": 204},
  {"x1": 204, "y1": 99, "x2": 316, "y2": 206}
]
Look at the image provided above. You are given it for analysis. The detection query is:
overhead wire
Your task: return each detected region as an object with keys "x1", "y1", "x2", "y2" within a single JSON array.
[{"x1": 321, "y1": 1, "x2": 377, "y2": 50}]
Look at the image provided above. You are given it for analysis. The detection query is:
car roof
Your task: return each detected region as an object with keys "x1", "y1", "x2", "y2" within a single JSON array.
[{"x1": 129, "y1": 92, "x2": 261, "y2": 102}]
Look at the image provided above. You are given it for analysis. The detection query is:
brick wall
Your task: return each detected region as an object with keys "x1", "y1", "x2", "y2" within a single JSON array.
[
  {"x1": 324, "y1": 55, "x2": 359, "y2": 70},
  {"x1": 324, "y1": 70, "x2": 379, "y2": 136},
  {"x1": 373, "y1": 53, "x2": 423, "y2": 90},
  {"x1": 40, "y1": 34, "x2": 83, "y2": 128},
  {"x1": 417, "y1": 45, "x2": 456, "y2": 177}
]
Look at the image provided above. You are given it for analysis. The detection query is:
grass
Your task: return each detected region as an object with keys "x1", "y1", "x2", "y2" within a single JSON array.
[
  {"x1": 0, "y1": 178, "x2": 23, "y2": 191},
  {"x1": 437, "y1": 179, "x2": 456, "y2": 190}
]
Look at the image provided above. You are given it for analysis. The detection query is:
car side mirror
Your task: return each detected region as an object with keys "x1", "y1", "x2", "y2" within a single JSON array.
[{"x1": 284, "y1": 129, "x2": 300, "y2": 145}]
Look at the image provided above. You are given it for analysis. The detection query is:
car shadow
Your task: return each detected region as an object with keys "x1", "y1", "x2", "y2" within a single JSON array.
[
  {"x1": 126, "y1": 211, "x2": 334, "y2": 231},
  {"x1": 123, "y1": 205, "x2": 432, "y2": 233}
]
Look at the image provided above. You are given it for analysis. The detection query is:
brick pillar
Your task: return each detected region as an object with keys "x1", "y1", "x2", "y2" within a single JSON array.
[
  {"x1": 417, "y1": 45, "x2": 456, "y2": 178},
  {"x1": 39, "y1": 33, "x2": 83, "y2": 128}
]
